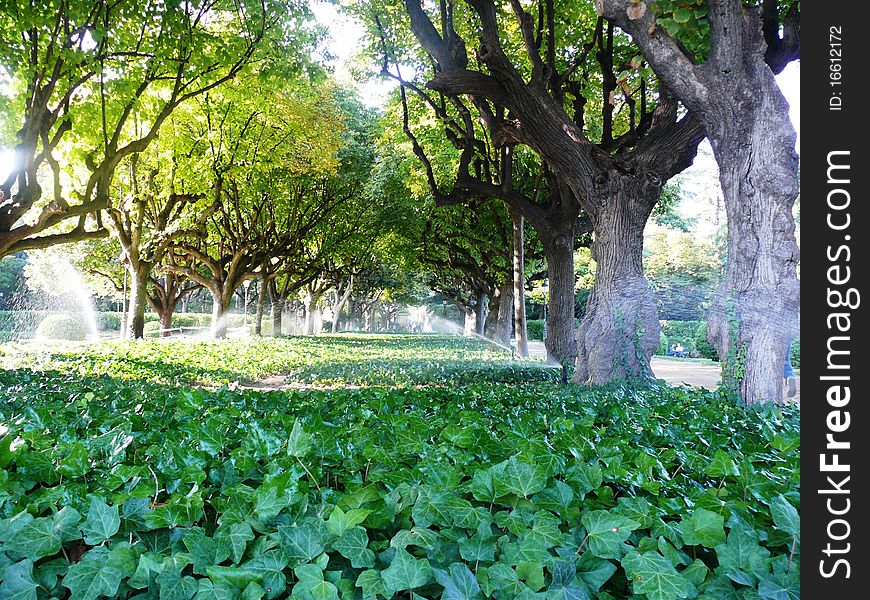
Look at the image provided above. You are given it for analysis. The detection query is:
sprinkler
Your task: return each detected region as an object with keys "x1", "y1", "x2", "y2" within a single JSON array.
[{"x1": 561, "y1": 364, "x2": 569, "y2": 385}]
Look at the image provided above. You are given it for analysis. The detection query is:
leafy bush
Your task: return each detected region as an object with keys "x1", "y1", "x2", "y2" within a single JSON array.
[
  {"x1": 33, "y1": 314, "x2": 88, "y2": 341},
  {"x1": 656, "y1": 331, "x2": 669, "y2": 355},
  {"x1": 0, "y1": 341, "x2": 800, "y2": 600},
  {"x1": 789, "y1": 338, "x2": 800, "y2": 369},
  {"x1": 527, "y1": 319, "x2": 544, "y2": 340},
  {"x1": 694, "y1": 322, "x2": 720, "y2": 361}
]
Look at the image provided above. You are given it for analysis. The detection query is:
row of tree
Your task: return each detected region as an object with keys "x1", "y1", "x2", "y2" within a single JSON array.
[{"x1": 350, "y1": 0, "x2": 799, "y2": 403}]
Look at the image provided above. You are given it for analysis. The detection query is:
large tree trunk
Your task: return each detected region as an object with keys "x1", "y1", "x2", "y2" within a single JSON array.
[
  {"x1": 331, "y1": 276, "x2": 353, "y2": 333},
  {"x1": 210, "y1": 290, "x2": 231, "y2": 339},
  {"x1": 269, "y1": 284, "x2": 284, "y2": 337},
  {"x1": 254, "y1": 277, "x2": 267, "y2": 336},
  {"x1": 304, "y1": 292, "x2": 322, "y2": 335},
  {"x1": 575, "y1": 180, "x2": 659, "y2": 382},
  {"x1": 706, "y1": 82, "x2": 799, "y2": 404},
  {"x1": 463, "y1": 306, "x2": 476, "y2": 336},
  {"x1": 126, "y1": 266, "x2": 149, "y2": 340},
  {"x1": 474, "y1": 291, "x2": 488, "y2": 337},
  {"x1": 486, "y1": 283, "x2": 514, "y2": 348},
  {"x1": 159, "y1": 306, "x2": 173, "y2": 338},
  {"x1": 512, "y1": 213, "x2": 529, "y2": 357},
  {"x1": 540, "y1": 231, "x2": 576, "y2": 365}
]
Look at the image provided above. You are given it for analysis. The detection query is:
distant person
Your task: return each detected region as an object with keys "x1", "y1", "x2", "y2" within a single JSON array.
[
  {"x1": 784, "y1": 343, "x2": 796, "y2": 397},
  {"x1": 674, "y1": 343, "x2": 685, "y2": 357}
]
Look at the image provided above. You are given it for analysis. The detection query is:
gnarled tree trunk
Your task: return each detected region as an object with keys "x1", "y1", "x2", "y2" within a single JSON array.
[
  {"x1": 210, "y1": 290, "x2": 232, "y2": 338},
  {"x1": 486, "y1": 282, "x2": 514, "y2": 348},
  {"x1": 575, "y1": 178, "x2": 660, "y2": 382},
  {"x1": 706, "y1": 84, "x2": 799, "y2": 403},
  {"x1": 254, "y1": 277, "x2": 267, "y2": 336},
  {"x1": 159, "y1": 307, "x2": 173, "y2": 338}
]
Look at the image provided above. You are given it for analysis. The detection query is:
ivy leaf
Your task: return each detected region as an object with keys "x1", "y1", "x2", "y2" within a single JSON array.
[
  {"x1": 391, "y1": 527, "x2": 439, "y2": 551},
  {"x1": 62, "y1": 554, "x2": 123, "y2": 600},
  {"x1": 433, "y1": 563, "x2": 483, "y2": 600},
  {"x1": 576, "y1": 551, "x2": 617, "y2": 592},
  {"x1": 580, "y1": 510, "x2": 640, "y2": 559},
  {"x1": 332, "y1": 526, "x2": 375, "y2": 568},
  {"x1": 286, "y1": 419, "x2": 311, "y2": 457},
  {"x1": 0, "y1": 559, "x2": 39, "y2": 600},
  {"x1": 183, "y1": 528, "x2": 231, "y2": 576},
  {"x1": 621, "y1": 550, "x2": 693, "y2": 600},
  {"x1": 768, "y1": 495, "x2": 799, "y2": 536},
  {"x1": 679, "y1": 508, "x2": 726, "y2": 548},
  {"x1": 279, "y1": 522, "x2": 326, "y2": 566},
  {"x1": 355, "y1": 569, "x2": 388, "y2": 600},
  {"x1": 459, "y1": 522, "x2": 496, "y2": 562},
  {"x1": 216, "y1": 521, "x2": 255, "y2": 564},
  {"x1": 157, "y1": 567, "x2": 198, "y2": 600},
  {"x1": 494, "y1": 457, "x2": 547, "y2": 498},
  {"x1": 326, "y1": 506, "x2": 371, "y2": 538},
  {"x1": 757, "y1": 573, "x2": 800, "y2": 600},
  {"x1": 59, "y1": 442, "x2": 90, "y2": 478},
  {"x1": 705, "y1": 450, "x2": 740, "y2": 478},
  {"x1": 714, "y1": 526, "x2": 770, "y2": 577},
  {"x1": 381, "y1": 549, "x2": 433, "y2": 594},
  {"x1": 571, "y1": 462, "x2": 603, "y2": 499},
  {"x1": 1, "y1": 514, "x2": 60, "y2": 560},
  {"x1": 81, "y1": 498, "x2": 121, "y2": 545},
  {"x1": 243, "y1": 552, "x2": 289, "y2": 599},
  {"x1": 194, "y1": 578, "x2": 236, "y2": 600}
]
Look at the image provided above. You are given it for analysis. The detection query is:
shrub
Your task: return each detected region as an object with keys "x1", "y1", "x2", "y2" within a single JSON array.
[
  {"x1": 527, "y1": 319, "x2": 544, "y2": 340},
  {"x1": 656, "y1": 331, "x2": 669, "y2": 355},
  {"x1": 789, "y1": 337, "x2": 800, "y2": 369},
  {"x1": 659, "y1": 320, "x2": 699, "y2": 355},
  {"x1": 34, "y1": 314, "x2": 88, "y2": 341},
  {"x1": 694, "y1": 321, "x2": 720, "y2": 361},
  {"x1": 143, "y1": 321, "x2": 162, "y2": 336}
]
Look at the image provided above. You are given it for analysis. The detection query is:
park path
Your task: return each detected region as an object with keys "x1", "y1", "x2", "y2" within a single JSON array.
[{"x1": 525, "y1": 341, "x2": 800, "y2": 403}]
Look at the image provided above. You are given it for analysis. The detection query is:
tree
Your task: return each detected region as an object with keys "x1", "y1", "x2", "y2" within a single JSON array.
[
  {"x1": 596, "y1": 0, "x2": 799, "y2": 403},
  {"x1": 369, "y1": 0, "x2": 704, "y2": 378},
  {"x1": 0, "y1": 0, "x2": 305, "y2": 258}
]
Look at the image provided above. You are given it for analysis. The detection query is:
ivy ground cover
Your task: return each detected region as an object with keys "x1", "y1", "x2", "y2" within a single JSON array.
[{"x1": 0, "y1": 335, "x2": 799, "y2": 599}]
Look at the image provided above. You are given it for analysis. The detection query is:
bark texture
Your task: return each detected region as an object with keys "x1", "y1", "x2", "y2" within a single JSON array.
[
  {"x1": 512, "y1": 213, "x2": 529, "y2": 357},
  {"x1": 597, "y1": 0, "x2": 800, "y2": 403},
  {"x1": 126, "y1": 267, "x2": 149, "y2": 340},
  {"x1": 575, "y1": 177, "x2": 660, "y2": 382}
]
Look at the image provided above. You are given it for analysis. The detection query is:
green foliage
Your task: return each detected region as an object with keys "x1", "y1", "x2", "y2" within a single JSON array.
[
  {"x1": 34, "y1": 314, "x2": 87, "y2": 341},
  {"x1": 694, "y1": 323, "x2": 720, "y2": 361},
  {"x1": 0, "y1": 335, "x2": 799, "y2": 599}
]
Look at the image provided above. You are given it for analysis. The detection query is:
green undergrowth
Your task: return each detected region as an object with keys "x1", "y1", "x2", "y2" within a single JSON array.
[
  {"x1": 0, "y1": 335, "x2": 799, "y2": 600},
  {"x1": 0, "y1": 335, "x2": 557, "y2": 387}
]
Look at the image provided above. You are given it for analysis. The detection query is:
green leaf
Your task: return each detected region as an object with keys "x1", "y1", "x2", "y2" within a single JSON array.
[
  {"x1": 433, "y1": 563, "x2": 483, "y2": 600},
  {"x1": 279, "y1": 522, "x2": 326, "y2": 566},
  {"x1": 59, "y1": 442, "x2": 90, "y2": 478},
  {"x1": 576, "y1": 551, "x2": 617, "y2": 592},
  {"x1": 679, "y1": 508, "x2": 726, "y2": 548},
  {"x1": 194, "y1": 578, "x2": 236, "y2": 600},
  {"x1": 62, "y1": 555, "x2": 123, "y2": 600},
  {"x1": 242, "y1": 553, "x2": 289, "y2": 599},
  {"x1": 381, "y1": 548, "x2": 433, "y2": 594},
  {"x1": 459, "y1": 522, "x2": 496, "y2": 562},
  {"x1": 516, "y1": 562, "x2": 545, "y2": 591},
  {"x1": 332, "y1": 526, "x2": 375, "y2": 568},
  {"x1": 241, "y1": 582, "x2": 267, "y2": 600},
  {"x1": 81, "y1": 498, "x2": 121, "y2": 545},
  {"x1": 1, "y1": 514, "x2": 60, "y2": 560},
  {"x1": 495, "y1": 457, "x2": 547, "y2": 498},
  {"x1": 768, "y1": 495, "x2": 799, "y2": 536},
  {"x1": 216, "y1": 521, "x2": 255, "y2": 564},
  {"x1": 571, "y1": 462, "x2": 603, "y2": 499},
  {"x1": 157, "y1": 567, "x2": 199, "y2": 600},
  {"x1": 0, "y1": 559, "x2": 39, "y2": 600},
  {"x1": 355, "y1": 569, "x2": 388, "y2": 600},
  {"x1": 704, "y1": 450, "x2": 740, "y2": 478},
  {"x1": 183, "y1": 528, "x2": 232, "y2": 576},
  {"x1": 621, "y1": 550, "x2": 693, "y2": 600},
  {"x1": 325, "y1": 506, "x2": 370, "y2": 538},
  {"x1": 390, "y1": 527, "x2": 439, "y2": 551},
  {"x1": 714, "y1": 526, "x2": 770, "y2": 576},
  {"x1": 0, "y1": 433, "x2": 20, "y2": 469},
  {"x1": 287, "y1": 419, "x2": 311, "y2": 457},
  {"x1": 681, "y1": 559, "x2": 709, "y2": 586},
  {"x1": 580, "y1": 510, "x2": 640, "y2": 559}
]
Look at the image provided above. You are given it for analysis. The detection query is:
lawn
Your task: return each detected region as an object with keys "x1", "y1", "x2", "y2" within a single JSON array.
[{"x1": 0, "y1": 335, "x2": 799, "y2": 599}]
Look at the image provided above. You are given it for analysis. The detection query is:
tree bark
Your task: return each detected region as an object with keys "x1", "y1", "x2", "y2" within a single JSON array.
[
  {"x1": 304, "y1": 292, "x2": 322, "y2": 335},
  {"x1": 475, "y1": 291, "x2": 489, "y2": 337},
  {"x1": 512, "y1": 213, "x2": 529, "y2": 357},
  {"x1": 463, "y1": 307, "x2": 476, "y2": 336},
  {"x1": 486, "y1": 282, "x2": 514, "y2": 348},
  {"x1": 254, "y1": 277, "x2": 267, "y2": 336},
  {"x1": 706, "y1": 91, "x2": 799, "y2": 404},
  {"x1": 210, "y1": 290, "x2": 231, "y2": 338},
  {"x1": 126, "y1": 266, "x2": 149, "y2": 340},
  {"x1": 159, "y1": 306, "x2": 173, "y2": 337},
  {"x1": 331, "y1": 276, "x2": 354, "y2": 333},
  {"x1": 540, "y1": 231, "x2": 576, "y2": 365},
  {"x1": 575, "y1": 178, "x2": 660, "y2": 382}
]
